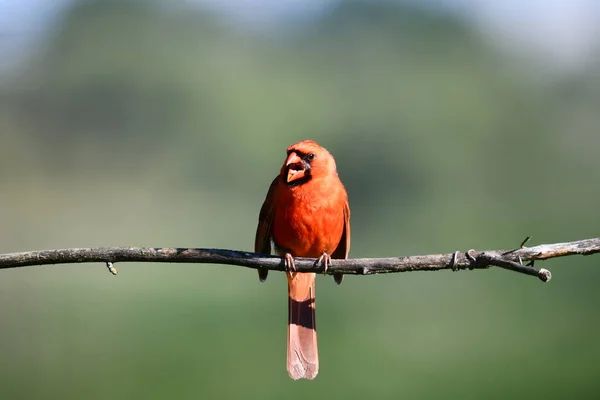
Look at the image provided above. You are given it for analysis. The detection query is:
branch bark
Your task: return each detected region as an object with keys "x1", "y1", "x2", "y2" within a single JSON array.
[{"x1": 1, "y1": 237, "x2": 599, "y2": 283}]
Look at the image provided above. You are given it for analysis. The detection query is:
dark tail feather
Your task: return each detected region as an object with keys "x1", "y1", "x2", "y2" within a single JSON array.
[{"x1": 258, "y1": 268, "x2": 268, "y2": 282}]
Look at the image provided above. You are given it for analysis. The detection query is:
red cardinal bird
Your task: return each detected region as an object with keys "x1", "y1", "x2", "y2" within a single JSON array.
[{"x1": 255, "y1": 140, "x2": 351, "y2": 380}]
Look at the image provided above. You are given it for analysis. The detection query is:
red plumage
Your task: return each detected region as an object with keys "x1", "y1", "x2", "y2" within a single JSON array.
[{"x1": 255, "y1": 140, "x2": 351, "y2": 380}]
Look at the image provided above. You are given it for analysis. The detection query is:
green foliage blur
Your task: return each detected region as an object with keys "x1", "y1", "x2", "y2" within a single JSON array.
[{"x1": 1, "y1": 1, "x2": 599, "y2": 398}]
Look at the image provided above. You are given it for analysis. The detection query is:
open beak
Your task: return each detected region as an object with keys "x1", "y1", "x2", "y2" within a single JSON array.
[{"x1": 285, "y1": 152, "x2": 306, "y2": 183}]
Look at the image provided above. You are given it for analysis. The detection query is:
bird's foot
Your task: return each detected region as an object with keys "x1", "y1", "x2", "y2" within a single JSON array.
[
  {"x1": 284, "y1": 253, "x2": 296, "y2": 278},
  {"x1": 316, "y1": 252, "x2": 332, "y2": 275},
  {"x1": 317, "y1": 252, "x2": 343, "y2": 284}
]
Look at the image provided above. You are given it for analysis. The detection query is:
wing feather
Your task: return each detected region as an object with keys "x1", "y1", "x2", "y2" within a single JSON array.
[
  {"x1": 331, "y1": 200, "x2": 351, "y2": 284},
  {"x1": 254, "y1": 175, "x2": 280, "y2": 282}
]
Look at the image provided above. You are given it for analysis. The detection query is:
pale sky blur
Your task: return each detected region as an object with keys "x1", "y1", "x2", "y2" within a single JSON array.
[{"x1": 1, "y1": 0, "x2": 599, "y2": 73}]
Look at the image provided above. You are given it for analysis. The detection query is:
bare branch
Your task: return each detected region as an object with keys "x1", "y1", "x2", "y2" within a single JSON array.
[{"x1": 0, "y1": 237, "x2": 598, "y2": 283}]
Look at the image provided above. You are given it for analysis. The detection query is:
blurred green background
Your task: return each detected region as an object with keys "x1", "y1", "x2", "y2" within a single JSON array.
[{"x1": 1, "y1": 0, "x2": 599, "y2": 399}]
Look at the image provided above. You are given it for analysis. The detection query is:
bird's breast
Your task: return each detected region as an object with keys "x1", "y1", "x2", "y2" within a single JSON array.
[{"x1": 272, "y1": 186, "x2": 345, "y2": 258}]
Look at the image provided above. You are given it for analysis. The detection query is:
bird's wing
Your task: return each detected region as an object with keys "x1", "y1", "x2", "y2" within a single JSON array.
[
  {"x1": 331, "y1": 200, "x2": 350, "y2": 284},
  {"x1": 331, "y1": 200, "x2": 351, "y2": 259},
  {"x1": 254, "y1": 175, "x2": 279, "y2": 282},
  {"x1": 255, "y1": 175, "x2": 279, "y2": 254}
]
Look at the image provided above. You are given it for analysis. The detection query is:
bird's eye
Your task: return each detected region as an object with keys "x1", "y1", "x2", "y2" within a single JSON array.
[{"x1": 306, "y1": 153, "x2": 315, "y2": 161}]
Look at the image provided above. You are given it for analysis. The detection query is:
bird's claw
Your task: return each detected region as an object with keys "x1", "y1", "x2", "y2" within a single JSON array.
[
  {"x1": 284, "y1": 253, "x2": 296, "y2": 278},
  {"x1": 316, "y1": 252, "x2": 332, "y2": 275}
]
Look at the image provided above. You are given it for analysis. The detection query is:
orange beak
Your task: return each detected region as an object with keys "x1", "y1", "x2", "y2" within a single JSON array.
[{"x1": 285, "y1": 152, "x2": 306, "y2": 183}]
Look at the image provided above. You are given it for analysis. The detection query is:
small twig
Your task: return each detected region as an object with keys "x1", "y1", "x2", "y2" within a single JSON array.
[
  {"x1": 0, "y1": 238, "x2": 598, "y2": 283},
  {"x1": 106, "y1": 262, "x2": 118, "y2": 275},
  {"x1": 475, "y1": 252, "x2": 550, "y2": 282},
  {"x1": 520, "y1": 236, "x2": 532, "y2": 248},
  {"x1": 465, "y1": 249, "x2": 477, "y2": 263},
  {"x1": 450, "y1": 250, "x2": 460, "y2": 271}
]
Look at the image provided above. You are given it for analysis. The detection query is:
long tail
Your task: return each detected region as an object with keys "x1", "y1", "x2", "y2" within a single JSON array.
[{"x1": 287, "y1": 272, "x2": 318, "y2": 380}]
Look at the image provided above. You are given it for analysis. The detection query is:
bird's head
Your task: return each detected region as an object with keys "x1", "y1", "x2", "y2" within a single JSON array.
[{"x1": 280, "y1": 140, "x2": 337, "y2": 186}]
